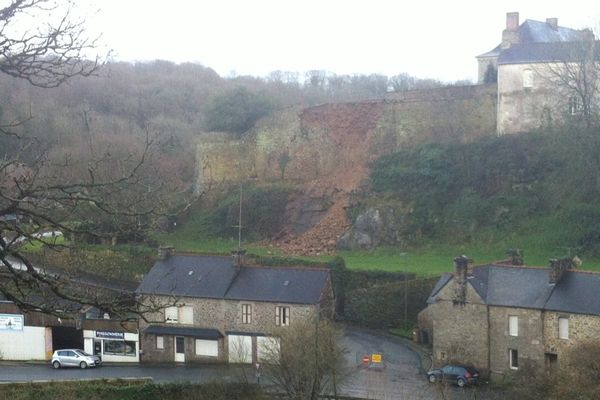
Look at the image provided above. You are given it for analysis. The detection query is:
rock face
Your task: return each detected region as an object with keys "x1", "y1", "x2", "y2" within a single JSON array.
[{"x1": 337, "y1": 207, "x2": 403, "y2": 250}]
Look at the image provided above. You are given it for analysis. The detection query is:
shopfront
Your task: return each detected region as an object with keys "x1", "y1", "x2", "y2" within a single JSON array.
[{"x1": 83, "y1": 329, "x2": 139, "y2": 363}]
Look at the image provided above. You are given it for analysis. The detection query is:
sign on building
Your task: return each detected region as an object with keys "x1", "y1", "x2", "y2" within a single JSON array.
[
  {"x1": 0, "y1": 314, "x2": 24, "y2": 331},
  {"x1": 96, "y1": 330, "x2": 125, "y2": 339}
]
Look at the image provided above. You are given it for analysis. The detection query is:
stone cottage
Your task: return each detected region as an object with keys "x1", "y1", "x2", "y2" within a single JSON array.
[
  {"x1": 136, "y1": 249, "x2": 334, "y2": 363},
  {"x1": 421, "y1": 256, "x2": 600, "y2": 380},
  {"x1": 477, "y1": 12, "x2": 599, "y2": 135}
]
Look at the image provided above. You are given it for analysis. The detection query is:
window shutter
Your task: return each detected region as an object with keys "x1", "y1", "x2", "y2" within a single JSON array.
[
  {"x1": 509, "y1": 316, "x2": 518, "y2": 336},
  {"x1": 559, "y1": 317, "x2": 569, "y2": 339}
]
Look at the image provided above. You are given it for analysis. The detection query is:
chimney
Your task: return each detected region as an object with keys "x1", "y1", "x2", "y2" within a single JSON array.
[
  {"x1": 506, "y1": 12, "x2": 519, "y2": 31},
  {"x1": 453, "y1": 255, "x2": 471, "y2": 305},
  {"x1": 158, "y1": 245, "x2": 174, "y2": 260},
  {"x1": 506, "y1": 249, "x2": 524, "y2": 266},
  {"x1": 502, "y1": 12, "x2": 520, "y2": 49},
  {"x1": 546, "y1": 18, "x2": 558, "y2": 30},
  {"x1": 232, "y1": 248, "x2": 247, "y2": 270},
  {"x1": 549, "y1": 258, "x2": 573, "y2": 284}
]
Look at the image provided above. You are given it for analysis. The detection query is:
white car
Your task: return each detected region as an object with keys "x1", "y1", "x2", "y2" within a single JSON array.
[{"x1": 51, "y1": 349, "x2": 102, "y2": 369}]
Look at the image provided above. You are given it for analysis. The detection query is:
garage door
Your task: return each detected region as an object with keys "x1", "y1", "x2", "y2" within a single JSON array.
[
  {"x1": 228, "y1": 335, "x2": 252, "y2": 363},
  {"x1": 195, "y1": 339, "x2": 218, "y2": 357}
]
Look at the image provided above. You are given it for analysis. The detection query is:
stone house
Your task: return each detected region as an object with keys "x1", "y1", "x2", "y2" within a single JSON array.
[
  {"x1": 136, "y1": 250, "x2": 334, "y2": 364},
  {"x1": 477, "y1": 12, "x2": 599, "y2": 135},
  {"x1": 421, "y1": 256, "x2": 600, "y2": 380}
]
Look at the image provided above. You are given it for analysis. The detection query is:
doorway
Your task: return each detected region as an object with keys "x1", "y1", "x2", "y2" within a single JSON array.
[{"x1": 175, "y1": 336, "x2": 185, "y2": 362}]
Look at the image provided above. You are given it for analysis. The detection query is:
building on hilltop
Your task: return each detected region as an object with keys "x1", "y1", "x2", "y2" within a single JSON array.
[
  {"x1": 419, "y1": 256, "x2": 600, "y2": 380},
  {"x1": 136, "y1": 248, "x2": 334, "y2": 363},
  {"x1": 477, "y1": 12, "x2": 600, "y2": 135}
]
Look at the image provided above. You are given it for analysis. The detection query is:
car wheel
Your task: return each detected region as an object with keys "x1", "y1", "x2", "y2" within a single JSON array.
[
  {"x1": 428, "y1": 374, "x2": 437, "y2": 383},
  {"x1": 52, "y1": 361, "x2": 61, "y2": 369},
  {"x1": 457, "y1": 378, "x2": 466, "y2": 388},
  {"x1": 79, "y1": 361, "x2": 88, "y2": 369}
]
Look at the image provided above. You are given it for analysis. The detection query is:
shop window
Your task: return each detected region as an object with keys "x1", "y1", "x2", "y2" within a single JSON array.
[
  {"x1": 156, "y1": 336, "x2": 164, "y2": 350},
  {"x1": 275, "y1": 306, "x2": 290, "y2": 326},
  {"x1": 509, "y1": 349, "x2": 519, "y2": 370},
  {"x1": 509, "y1": 315, "x2": 519, "y2": 336},
  {"x1": 242, "y1": 304, "x2": 252, "y2": 324},
  {"x1": 104, "y1": 340, "x2": 137, "y2": 357},
  {"x1": 559, "y1": 317, "x2": 569, "y2": 340}
]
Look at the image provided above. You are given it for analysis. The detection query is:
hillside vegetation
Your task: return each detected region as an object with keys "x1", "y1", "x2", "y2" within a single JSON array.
[{"x1": 363, "y1": 127, "x2": 600, "y2": 260}]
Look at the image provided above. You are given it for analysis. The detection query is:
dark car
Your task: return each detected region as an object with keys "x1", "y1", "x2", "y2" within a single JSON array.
[{"x1": 427, "y1": 365, "x2": 479, "y2": 387}]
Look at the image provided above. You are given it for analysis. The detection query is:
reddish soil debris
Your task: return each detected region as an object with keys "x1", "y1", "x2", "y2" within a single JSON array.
[{"x1": 271, "y1": 102, "x2": 385, "y2": 256}]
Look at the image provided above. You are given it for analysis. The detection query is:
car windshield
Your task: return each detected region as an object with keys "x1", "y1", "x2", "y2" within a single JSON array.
[{"x1": 75, "y1": 350, "x2": 92, "y2": 356}]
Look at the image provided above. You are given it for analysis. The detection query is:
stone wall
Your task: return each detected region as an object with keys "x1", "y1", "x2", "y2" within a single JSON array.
[
  {"x1": 488, "y1": 306, "x2": 545, "y2": 379},
  {"x1": 195, "y1": 85, "x2": 498, "y2": 188},
  {"x1": 139, "y1": 295, "x2": 318, "y2": 363},
  {"x1": 543, "y1": 312, "x2": 600, "y2": 366},
  {"x1": 429, "y1": 278, "x2": 490, "y2": 373},
  {"x1": 497, "y1": 63, "x2": 578, "y2": 135}
]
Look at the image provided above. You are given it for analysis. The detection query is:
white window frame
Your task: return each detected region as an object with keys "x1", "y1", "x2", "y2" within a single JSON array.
[
  {"x1": 523, "y1": 69, "x2": 533, "y2": 88},
  {"x1": 275, "y1": 306, "x2": 290, "y2": 327},
  {"x1": 156, "y1": 335, "x2": 164, "y2": 350},
  {"x1": 165, "y1": 306, "x2": 178, "y2": 323},
  {"x1": 558, "y1": 317, "x2": 569, "y2": 340},
  {"x1": 509, "y1": 349, "x2": 519, "y2": 370},
  {"x1": 242, "y1": 304, "x2": 252, "y2": 324},
  {"x1": 509, "y1": 315, "x2": 519, "y2": 337},
  {"x1": 569, "y1": 96, "x2": 581, "y2": 115}
]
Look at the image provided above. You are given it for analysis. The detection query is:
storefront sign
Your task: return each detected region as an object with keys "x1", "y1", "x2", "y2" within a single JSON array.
[
  {"x1": 96, "y1": 330, "x2": 124, "y2": 339},
  {"x1": 0, "y1": 314, "x2": 24, "y2": 331}
]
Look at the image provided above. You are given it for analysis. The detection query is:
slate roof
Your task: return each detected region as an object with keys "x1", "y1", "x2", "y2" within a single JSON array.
[
  {"x1": 429, "y1": 264, "x2": 600, "y2": 316},
  {"x1": 498, "y1": 41, "x2": 600, "y2": 65},
  {"x1": 136, "y1": 254, "x2": 330, "y2": 305},
  {"x1": 519, "y1": 19, "x2": 586, "y2": 43},
  {"x1": 477, "y1": 18, "x2": 589, "y2": 60}
]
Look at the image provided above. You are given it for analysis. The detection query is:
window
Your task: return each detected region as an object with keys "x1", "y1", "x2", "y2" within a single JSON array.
[
  {"x1": 509, "y1": 315, "x2": 519, "y2": 337},
  {"x1": 165, "y1": 306, "x2": 178, "y2": 323},
  {"x1": 156, "y1": 335, "x2": 164, "y2": 350},
  {"x1": 509, "y1": 349, "x2": 519, "y2": 370},
  {"x1": 195, "y1": 339, "x2": 218, "y2": 357},
  {"x1": 275, "y1": 306, "x2": 290, "y2": 326},
  {"x1": 569, "y1": 96, "x2": 581, "y2": 115},
  {"x1": 523, "y1": 69, "x2": 533, "y2": 88},
  {"x1": 559, "y1": 317, "x2": 569, "y2": 340},
  {"x1": 103, "y1": 340, "x2": 136, "y2": 356},
  {"x1": 179, "y1": 306, "x2": 194, "y2": 324},
  {"x1": 242, "y1": 304, "x2": 252, "y2": 324}
]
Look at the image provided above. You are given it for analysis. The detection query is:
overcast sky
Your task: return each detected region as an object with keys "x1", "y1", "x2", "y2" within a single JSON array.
[{"x1": 82, "y1": 0, "x2": 600, "y2": 82}]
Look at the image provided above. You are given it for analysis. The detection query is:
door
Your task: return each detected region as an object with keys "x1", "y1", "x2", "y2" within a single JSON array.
[
  {"x1": 174, "y1": 336, "x2": 185, "y2": 362},
  {"x1": 93, "y1": 340, "x2": 102, "y2": 356}
]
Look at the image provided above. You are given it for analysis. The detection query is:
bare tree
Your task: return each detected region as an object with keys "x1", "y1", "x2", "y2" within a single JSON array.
[
  {"x1": 0, "y1": 0, "x2": 192, "y2": 319},
  {"x1": 536, "y1": 34, "x2": 600, "y2": 130},
  {"x1": 260, "y1": 319, "x2": 348, "y2": 400}
]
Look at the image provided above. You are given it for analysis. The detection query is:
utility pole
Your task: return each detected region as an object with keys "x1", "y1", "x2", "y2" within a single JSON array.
[{"x1": 400, "y1": 252, "x2": 409, "y2": 330}]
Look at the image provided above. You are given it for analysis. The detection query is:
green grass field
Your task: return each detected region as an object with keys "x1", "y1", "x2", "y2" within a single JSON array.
[{"x1": 155, "y1": 229, "x2": 600, "y2": 277}]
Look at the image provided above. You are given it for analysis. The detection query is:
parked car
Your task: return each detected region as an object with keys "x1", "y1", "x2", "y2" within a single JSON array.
[
  {"x1": 51, "y1": 349, "x2": 101, "y2": 369},
  {"x1": 427, "y1": 365, "x2": 479, "y2": 387}
]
